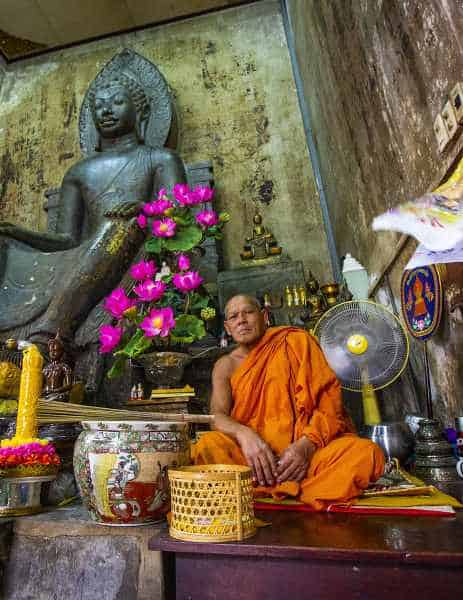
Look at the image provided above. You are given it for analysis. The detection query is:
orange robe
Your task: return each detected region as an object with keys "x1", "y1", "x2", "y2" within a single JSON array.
[{"x1": 192, "y1": 326, "x2": 385, "y2": 511}]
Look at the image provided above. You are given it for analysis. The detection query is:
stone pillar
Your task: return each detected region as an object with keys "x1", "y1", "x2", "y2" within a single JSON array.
[{"x1": 3, "y1": 506, "x2": 166, "y2": 600}]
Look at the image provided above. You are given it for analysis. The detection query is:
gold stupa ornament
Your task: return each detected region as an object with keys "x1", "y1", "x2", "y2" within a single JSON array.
[{"x1": 240, "y1": 211, "x2": 282, "y2": 263}]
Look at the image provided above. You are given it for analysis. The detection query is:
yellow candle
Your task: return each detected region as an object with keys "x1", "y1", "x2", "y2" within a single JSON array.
[{"x1": 13, "y1": 345, "x2": 43, "y2": 443}]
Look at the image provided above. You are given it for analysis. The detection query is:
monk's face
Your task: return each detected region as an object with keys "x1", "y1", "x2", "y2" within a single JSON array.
[{"x1": 224, "y1": 296, "x2": 267, "y2": 345}]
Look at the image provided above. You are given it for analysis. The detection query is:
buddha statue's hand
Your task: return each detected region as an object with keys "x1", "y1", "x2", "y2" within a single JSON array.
[
  {"x1": 0, "y1": 222, "x2": 16, "y2": 237},
  {"x1": 276, "y1": 436, "x2": 316, "y2": 484},
  {"x1": 236, "y1": 426, "x2": 277, "y2": 487},
  {"x1": 104, "y1": 201, "x2": 140, "y2": 220}
]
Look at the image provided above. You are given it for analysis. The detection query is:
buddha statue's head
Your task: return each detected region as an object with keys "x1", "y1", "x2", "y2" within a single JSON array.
[
  {"x1": 88, "y1": 73, "x2": 151, "y2": 148},
  {"x1": 48, "y1": 331, "x2": 65, "y2": 362}
]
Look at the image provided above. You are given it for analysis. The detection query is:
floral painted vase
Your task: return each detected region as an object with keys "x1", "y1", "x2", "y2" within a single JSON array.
[{"x1": 73, "y1": 420, "x2": 190, "y2": 526}]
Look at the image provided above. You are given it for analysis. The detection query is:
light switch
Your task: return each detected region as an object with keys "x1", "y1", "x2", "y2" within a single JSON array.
[
  {"x1": 450, "y1": 82, "x2": 463, "y2": 123},
  {"x1": 434, "y1": 113, "x2": 451, "y2": 153}
]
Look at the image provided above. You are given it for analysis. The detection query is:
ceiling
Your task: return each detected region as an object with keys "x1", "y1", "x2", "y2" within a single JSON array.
[{"x1": 0, "y1": 0, "x2": 252, "y2": 61}]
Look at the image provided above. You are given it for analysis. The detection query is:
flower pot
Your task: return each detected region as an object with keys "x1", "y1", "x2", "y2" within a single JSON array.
[
  {"x1": 73, "y1": 420, "x2": 191, "y2": 526},
  {"x1": 137, "y1": 351, "x2": 192, "y2": 388}
]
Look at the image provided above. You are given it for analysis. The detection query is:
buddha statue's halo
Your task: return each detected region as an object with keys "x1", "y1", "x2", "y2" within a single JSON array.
[{"x1": 79, "y1": 48, "x2": 174, "y2": 154}]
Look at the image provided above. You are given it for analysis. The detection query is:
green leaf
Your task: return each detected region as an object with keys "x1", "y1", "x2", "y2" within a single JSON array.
[
  {"x1": 173, "y1": 213, "x2": 194, "y2": 226},
  {"x1": 116, "y1": 329, "x2": 154, "y2": 358},
  {"x1": 164, "y1": 224, "x2": 203, "y2": 252},
  {"x1": 190, "y1": 293, "x2": 210, "y2": 311},
  {"x1": 170, "y1": 333, "x2": 194, "y2": 344},
  {"x1": 107, "y1": 355, "x2": 127, "y2": 379},
  {"x1": 172, "y1": 314, "x2": 206, "y2": 341},
  {"x1": 144, "y1": 236, "x2": 162, "y2": 254}
]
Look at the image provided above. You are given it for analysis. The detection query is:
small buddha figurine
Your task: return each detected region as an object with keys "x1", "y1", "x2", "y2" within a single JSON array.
[
  {"x1": 155, "y1": 261, "x2": 171, "y2": 281},
  {"x1": 240, "y1": 211, "x2": 282, "y2": 261},
  {"x1": 306, "y1": 272, "x2": 326, "y2": 320},
  {"x1": 42, "y1": 333, "x2": 73, "y2": 400}
]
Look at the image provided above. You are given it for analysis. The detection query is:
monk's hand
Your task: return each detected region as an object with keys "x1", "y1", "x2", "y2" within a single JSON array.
[
  {"x1": 105, "y1": 201, "x2": 140, "y2": 219},
  {"x1": 276, "y1": 437, "x2": 316, "y2": 484},
  {"x1": 236, "y1": 427, "x2": 277, "y2": 487}
]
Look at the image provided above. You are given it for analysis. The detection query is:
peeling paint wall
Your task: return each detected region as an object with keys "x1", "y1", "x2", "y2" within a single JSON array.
[
  {"x1": 0, "y1": 0, "x2": 332, "y2": 281},
  {"x1": 287, "y1": 0, "x2": 463, "y2": 424}
]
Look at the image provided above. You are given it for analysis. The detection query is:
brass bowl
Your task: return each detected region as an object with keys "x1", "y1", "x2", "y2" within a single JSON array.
[{"x1": 137, "y1": 351, "x2": 192, "y2": 387}]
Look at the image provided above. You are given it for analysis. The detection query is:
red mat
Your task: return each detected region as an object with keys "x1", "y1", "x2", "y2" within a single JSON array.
[{"x1": 254, "y1": 501, "x2": 456, "y2": 517}]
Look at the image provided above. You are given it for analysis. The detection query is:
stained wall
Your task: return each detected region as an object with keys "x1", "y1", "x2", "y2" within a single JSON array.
[
  {"x1": 0, "y1": 0, "x2": 332, "y2": 281},
  {"x1": 286, "y1": 0, "x2": 463, "y2": 423}
]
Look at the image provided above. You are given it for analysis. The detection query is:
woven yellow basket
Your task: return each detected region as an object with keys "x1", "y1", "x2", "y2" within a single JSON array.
[{"x1": 168, "y1": 464, "x2": 256, "y2": 542}]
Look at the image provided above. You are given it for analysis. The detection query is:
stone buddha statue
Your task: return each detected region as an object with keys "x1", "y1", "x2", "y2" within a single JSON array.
[
  {"x1": 0, "y1": 52, "x2": 186, "y2": 350},
  {"x1": 240, "y1": 211, "x2": 282, "y2": 262}
]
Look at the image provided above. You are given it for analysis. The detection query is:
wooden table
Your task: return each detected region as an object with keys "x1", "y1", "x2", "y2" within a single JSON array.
[{"x1": 150, "y1": 510, "x2": 463, "y2": 600}]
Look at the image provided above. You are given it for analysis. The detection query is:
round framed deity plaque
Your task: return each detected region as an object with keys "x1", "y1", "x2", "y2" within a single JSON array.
[{"x1": 401, "y1": 264, "x2": 443, "y2": 340}]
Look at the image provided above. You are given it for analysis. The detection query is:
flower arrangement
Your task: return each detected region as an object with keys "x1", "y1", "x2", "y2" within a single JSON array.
[
  {"x1": 99, "y1": 184, "x2": 229, "y2": 377},
  {"x1": 0, "y1": 439, "x2": 60, "y2": 477}
]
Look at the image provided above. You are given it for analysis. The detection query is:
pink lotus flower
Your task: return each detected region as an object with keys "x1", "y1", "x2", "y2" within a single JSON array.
[
  {"x1": 172, "y1": 271, "x2": 203, "y2": 292},
  {"x1": 143, "y1": 198, "x2": 173, "y2": 216},
  {"x1": 157, "y1": 187, "x2": 169, "y2": 200},
  {"x1": 130, "y1": 260, "x2": 157, "y2": 281},
  {"x1": 99, "y1": 324, "x2": 123, "y2": 353},
  {"x1": 173, "y1": 183, "x2": 194, "y2": 206},
  {"x1": 151, "y1": 198, "x2": 174, "y2": 215},
  {"x1": 192, "y1": 185, "x2": 214, "y2": 203},
  {"x1": 152, "y1": 218, "x2": 177, "y2": 238},
  {"x1": 177, "y1": 254, "x2": 190, "y2": 271},
  {"x1": 142, "y1": 202, "x2": 158, "y2": 216},
  {"x1": 195, "y1": 209, "x2": 219, "y2": 228},
  {"x1": 103, "y1": 288, "x2": 136, "y2": 319},
  {"x1": 140, "y1": 307, "x2": 176, "y2": 337},
  {"x1": 137, "y1": 214, "x2": 147, "y2": 229},
  {"x1": 133, "y1": 279, "x2": 166, "y2": 302}
]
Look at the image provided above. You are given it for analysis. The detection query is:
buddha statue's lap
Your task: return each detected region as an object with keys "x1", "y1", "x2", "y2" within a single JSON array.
[{"x1": 0, "y1": 67, "x2": 186, "y2": 347}]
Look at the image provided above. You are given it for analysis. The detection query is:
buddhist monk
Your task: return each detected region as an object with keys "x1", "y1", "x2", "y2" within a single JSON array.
[{"x1": 192, "y1": 295, "x2": 385, "y2": 511}]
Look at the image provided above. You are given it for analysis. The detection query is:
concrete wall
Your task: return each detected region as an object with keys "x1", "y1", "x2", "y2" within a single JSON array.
[
  {"x1": 286, "y1": 0, "x2": 463, "y2": 423},
  {"x1": 0, "y1": 0, "x2": 332, "y2": 280}
]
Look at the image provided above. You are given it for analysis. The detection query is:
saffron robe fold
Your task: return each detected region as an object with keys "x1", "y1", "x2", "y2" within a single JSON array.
[{"x1": 192, "y1": 327, "x2": 385, "y2": 511}]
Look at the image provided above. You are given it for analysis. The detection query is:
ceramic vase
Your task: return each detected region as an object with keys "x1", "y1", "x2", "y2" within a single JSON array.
[{"x1": 73, "y1": 420, "x2": 190, "y2": 526}]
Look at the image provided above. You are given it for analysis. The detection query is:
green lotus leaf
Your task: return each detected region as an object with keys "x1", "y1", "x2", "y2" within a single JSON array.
[
  {"x1": 164, "y1": 224, "x2": 203, "y2": 252},
  {"x1": 172, "y1": 313, "x2": 206, "y2": 341},
  {"x1": 107, "y1": 355, "x2": 127, "y2": 379},
  {"x1": 116, "y1": 329, "x2": 154, "y2": 358},
  {"x1": 144, "y1": 236, "x2": 162, "y2": 254}
]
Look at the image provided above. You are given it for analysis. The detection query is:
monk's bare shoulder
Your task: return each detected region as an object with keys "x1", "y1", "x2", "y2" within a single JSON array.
[{"x1": 212, "y1": 353, "x2": 236, "y2": 381}]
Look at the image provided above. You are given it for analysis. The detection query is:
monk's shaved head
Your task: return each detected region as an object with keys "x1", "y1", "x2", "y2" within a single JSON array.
[{"x1": 224, "y1": 295, "x2": 261, "y2": 319}]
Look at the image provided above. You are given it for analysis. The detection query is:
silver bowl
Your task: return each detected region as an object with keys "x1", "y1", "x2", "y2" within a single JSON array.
[
  {"x1": 0, "y1": 475, "x2": 56, "y2": 517},
  {"x1": 360, "y1": 422, "x2": 415, "y2": 465}
]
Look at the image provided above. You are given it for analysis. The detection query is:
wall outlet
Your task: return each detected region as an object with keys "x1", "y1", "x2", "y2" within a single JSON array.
[
  {"x1": 450, "y1": 82, "x2": 463, "y2": 123},
  {"x1": 434, "y1": 113, "x2": 451, "y2": 153}
]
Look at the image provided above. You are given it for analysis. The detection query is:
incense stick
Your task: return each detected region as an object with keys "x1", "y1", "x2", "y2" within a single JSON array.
[{"x1": 37, "y1": 399, "x2": 214, "y2": 424}]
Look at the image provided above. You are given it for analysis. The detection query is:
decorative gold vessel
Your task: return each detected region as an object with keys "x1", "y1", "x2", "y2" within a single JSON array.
[
  {"x1": 136, "y1": 351, "x2": 192, "y2": 388},
  {"x1": 321, "y1": 283, "x2": 340, "y2": 306}
]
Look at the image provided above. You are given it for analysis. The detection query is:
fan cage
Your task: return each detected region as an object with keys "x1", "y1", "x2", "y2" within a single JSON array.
[{"x1": 313, "y1": 300, "x2": 409, "y2": 392}]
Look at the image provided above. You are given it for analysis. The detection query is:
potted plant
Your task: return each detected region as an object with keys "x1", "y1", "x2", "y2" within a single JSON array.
[{"x1": 99, "y1": 183, "x2": 229, "y2": 386}]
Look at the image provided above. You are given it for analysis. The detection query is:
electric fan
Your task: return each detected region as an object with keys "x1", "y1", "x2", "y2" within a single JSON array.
[{"x1": 313, "y1": 300, "x2": 409, "y2": 426}]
